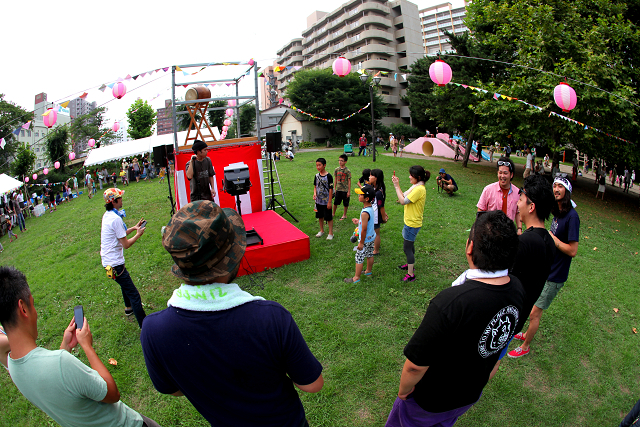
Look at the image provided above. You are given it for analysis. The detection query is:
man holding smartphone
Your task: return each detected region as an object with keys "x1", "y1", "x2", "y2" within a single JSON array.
[
  {"x1": 0, "y1": 266, "x2": 160, "y2": 426},
  {"x1": 100, "y1": 188, "x2": 147, "y2": 328}
]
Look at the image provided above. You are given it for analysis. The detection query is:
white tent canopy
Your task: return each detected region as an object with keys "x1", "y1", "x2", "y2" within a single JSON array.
[
  {"x1": 84, "y1": 131, "x2": 189, "y2": 167},
  {"x1": 0, "y1": 174, "x2": 23, "y2": 195}
]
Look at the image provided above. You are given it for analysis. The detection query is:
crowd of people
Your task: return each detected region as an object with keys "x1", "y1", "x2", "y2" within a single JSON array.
[{"x1": 2, "y1": 138, "x2": 640, "y2": 427}]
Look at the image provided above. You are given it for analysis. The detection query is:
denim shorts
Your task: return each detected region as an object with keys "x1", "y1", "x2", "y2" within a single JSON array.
[{"x1": 402, "y1": 225, "x2": 421, "y2": 242}]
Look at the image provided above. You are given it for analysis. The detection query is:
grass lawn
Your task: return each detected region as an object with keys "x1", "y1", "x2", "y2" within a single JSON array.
[{"x1": 1, "y1": 149, "x2": 639, "y2": 426}]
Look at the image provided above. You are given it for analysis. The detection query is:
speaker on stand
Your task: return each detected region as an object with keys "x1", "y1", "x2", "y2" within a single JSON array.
[{"x1": 264, "y1": 132, "x2": 297, "y2": 222}]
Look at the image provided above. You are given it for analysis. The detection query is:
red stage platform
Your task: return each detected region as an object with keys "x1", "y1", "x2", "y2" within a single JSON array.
[{"x1": 237, "y1": 210, "x2": 309, "y2": 277}]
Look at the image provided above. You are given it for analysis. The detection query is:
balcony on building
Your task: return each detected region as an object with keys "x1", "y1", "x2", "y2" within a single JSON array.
[
  {"x1": 360, "y1": 29, "x2": 394, "y2": 42},
  {"x1": 362, "y1": 59, "x2": 396, "y2": 71}
]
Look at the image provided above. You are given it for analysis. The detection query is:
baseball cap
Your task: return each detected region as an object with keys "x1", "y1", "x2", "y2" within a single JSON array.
[{"x1": 355, "y1": 184, "x2": 376, "y2": 201}]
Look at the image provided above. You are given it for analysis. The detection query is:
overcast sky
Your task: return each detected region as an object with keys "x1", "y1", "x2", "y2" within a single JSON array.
[{"x1": 1, "y1": 0, "x2": 464, "y2": 128}]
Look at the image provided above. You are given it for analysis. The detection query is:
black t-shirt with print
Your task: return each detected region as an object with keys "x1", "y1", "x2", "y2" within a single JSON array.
[
  {"x1": 404, "y1": 276, "x2": 526, "y2": 413},
  {"x1": 511, "y1": 227, "x2": 556, "y2": 315}
]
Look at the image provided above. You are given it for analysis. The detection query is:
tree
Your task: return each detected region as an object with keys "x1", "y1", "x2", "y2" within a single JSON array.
[
  {"x1": 464, "y1": 0, "x2": 640, "y2": 163},
  {"x1": 44, "y1": 126, "x2": 70, "y2": 172},
  {"x1": 69, "y1": 106, "x2": 114, "y2": 151},
  {"x1": 12, "y1": 144, "x2": 36, "y2": 179},
  {"x1": 126, "y1": 99, "x2": 157, "y2": 140},
  {"x1": 0, "y1": 94, "x2": 33, "y2": 174},
  {"x1": 285, "y1": 68, "x2": 386, "y2": 140},
  {"x1": 207, "y1": 100, "x2": 227, "y2": 130},
  {"x1": 227, "y1": 103, "x2": 257, "y2": 138}
]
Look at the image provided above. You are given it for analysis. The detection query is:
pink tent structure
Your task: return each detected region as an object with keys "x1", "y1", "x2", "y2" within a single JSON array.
[{"x1": 403, "y1": 133, "x2": 479, "y2": 161}]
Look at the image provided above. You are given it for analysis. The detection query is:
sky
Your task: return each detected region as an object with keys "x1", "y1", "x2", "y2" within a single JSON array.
[{"x1": 1, "y1": 0, "x2": 464, "y2": 130}]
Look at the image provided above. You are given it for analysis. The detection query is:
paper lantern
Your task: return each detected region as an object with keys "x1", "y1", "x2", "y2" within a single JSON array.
[
  {"x1": 43, "y1": 168, "x2": 49, "y2": 175},
  {"x1": 54, "y1": 161, "x2": 60, "y2": 169},
  {"x1": 112, "y1": 82, "x2": 127, "y2": 99},
  {"x1": 43, "y1": 108, "x2": 57, "y2": 128},
  {"x1": 69, "y1": 152, "x2": 76, "y2": 160},
  {"x1": 222, "y1": 126, "x2": 228, "y2": 132},
  {"x1": 227, "y1": 100, "x2": 236, "y2": 107},
  {"x1": 24, "y1": 177, "x2": 29, "y2": 183},
  {"x1": 225, "y1": 108, "x2": 233, "y2": 117},
  {"x1": 32, "y1": 173, "x2": 37, "y2": 180},
  {"x1": 430, "y1": 60, "x2": 453, "y2": 86},
  {"x1": 332, "y1": 57, "x2": 351, "y2": 77},
  {"x1": 248, "y1": 58, "x2": 255, "y2": 66},
  {"x1": 113, "y1": 122, "x2": 120, "y2": 132},
  {"x1": 224, "y1": 119, "x2": 231, "y2": 126},
  {"x1": 88, "y1": 139, "x2": 95, "y2": 148},
  {"x1": 554, "y1": 82, "x2": 577, "y2": 112}
]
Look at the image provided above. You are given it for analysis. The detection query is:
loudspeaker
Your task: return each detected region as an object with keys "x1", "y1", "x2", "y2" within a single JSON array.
[
  {"x1": 153, "y1": 144, "x2": 174, "y2": 168},
  {"x1": 265, "y1": 132, "x2": 281, "y2": 153}
]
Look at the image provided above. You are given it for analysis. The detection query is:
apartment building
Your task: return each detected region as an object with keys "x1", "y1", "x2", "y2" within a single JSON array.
[
  {"x1": 275, "y1": 0, "x2": 423, "y2": 125},
  {"x1": 419, "y1": 1, "x2": 469, "y2": 55},
  {"x1": 17, "y1": 93, "x2": 71, "y2": 170},
  {"x1": 68, "y1": 97, "x2": 97, "y2": 120},
  {"x1": 259, "y1": 62, "x2": 280, "y2": 111},
  {"x1": 156, "y1": 99, "x2": 173, "y2": 136}
]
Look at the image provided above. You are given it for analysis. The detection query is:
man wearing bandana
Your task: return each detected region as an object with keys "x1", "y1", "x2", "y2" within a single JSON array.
[
  {"x1": 508, "y1": 176, "x2": 580, "y2": 358},
  {"x1": 100, "y1": 188, "x2": 147, "y2": 328}
]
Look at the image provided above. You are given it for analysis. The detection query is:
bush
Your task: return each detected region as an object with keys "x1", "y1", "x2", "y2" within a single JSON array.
[
  {"x1": 299, "y1": 140, "x2": 322, "y2": 149},
  {"x1": 378, "y1": 123, "x2": 423, "y2": 139}
]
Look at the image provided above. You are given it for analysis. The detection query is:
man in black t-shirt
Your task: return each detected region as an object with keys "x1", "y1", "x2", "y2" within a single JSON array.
[
  {"x1": 385, "y1": 211, "x2": 525, "y2": 427},
  {"x1": 185, "y1": 140, "x2": 216, "y2": 202},
  {"x1": 510, "y1": 174, "x2": 556, "y2": 320},
  {"x1": 436, "y1": 168, "x2": 458, "y2": 196}
]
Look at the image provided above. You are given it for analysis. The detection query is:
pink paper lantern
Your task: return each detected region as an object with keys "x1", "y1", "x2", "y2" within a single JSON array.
[
  {"x1": 227, "y1": 100, "x2": 236, "y2": 107},
  {"x1": 69, "y1": 152, "x2": 76, "y2": 161},
  {"x1": 112, "y1": 82, "x2": 127, "y2": 99},
  {"x1": 43, "y1": 108, "x2": 58, "y2": 128},
  {"x1": 332, "y1": 57, "x2": 351, "y2": 77},
  {"x1": 54, "y1": 161, "x2": 60, "y2": 169},
  {"x1": 248, "y1": 58, "x2": 255, "y2": 66},
  {"x1": 224, "y1": 119, "x2": 231, "y2": 126},
  {"x1": 88, "y1": 139, "x2": 95, "y2": 148},
  {"x1": 225, "y1": 108, "x2": 234, "y2": 117},
  {"x1": 554, "y1": 82, "x2": 577, "y2": 112},
  {"x1": 113, "y1": 122, "x2": 120, "y2": 132},
  {"x1": 32, "y1": 174, "x2": 37, "y2": 180},
  {"x1": 429, "y1": 60, "x2": 452, "y2": 86},
  {"x1": 222, "y1": 126, "x2": 228, "y2": 132},
  {"x1": 24, "y1": 177, "x2": 29, "y2": 183},
  {"x1": 43, "y1": 168, "x2": 49, "y2": 175}
]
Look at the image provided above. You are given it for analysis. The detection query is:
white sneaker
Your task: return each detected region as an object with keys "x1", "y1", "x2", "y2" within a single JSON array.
[
  {"x1": 315, "y1": 231, "x2": 324, "y2": 238},
  {"x1": 326, "y1": 234, "x2": 334, "y2": 240}
]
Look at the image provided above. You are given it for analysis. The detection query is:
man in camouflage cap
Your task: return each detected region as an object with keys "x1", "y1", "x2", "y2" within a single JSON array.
[{"x1": 140, "y1": 200, "x2": 324, "y2": 427}]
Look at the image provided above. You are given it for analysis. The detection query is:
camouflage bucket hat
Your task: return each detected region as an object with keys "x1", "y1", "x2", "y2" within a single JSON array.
[{"x1": 162, "y1": 201, "x2": 247, "y2": 283}]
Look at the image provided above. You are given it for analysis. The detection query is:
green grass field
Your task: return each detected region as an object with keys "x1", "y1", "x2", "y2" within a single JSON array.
[{"x1": 1, "y1": 150, "x2": 639, "y2": 426}]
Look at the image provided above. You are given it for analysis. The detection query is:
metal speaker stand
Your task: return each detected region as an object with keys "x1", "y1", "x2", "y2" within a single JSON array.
[{"x1": 265, "y1": 152, "x2": 298, "y2": 222}]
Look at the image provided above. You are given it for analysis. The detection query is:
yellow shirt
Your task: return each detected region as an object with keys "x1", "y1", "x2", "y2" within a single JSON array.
[{"x1": 404, "y1": 185, "x2": 427, "y2": 228}]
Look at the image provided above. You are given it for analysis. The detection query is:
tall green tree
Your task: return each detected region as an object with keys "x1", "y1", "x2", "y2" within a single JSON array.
[
  {"x1": 227, "y1": 103, "x2": 257, "y2": 138},
  {"x1": 126, "y1": 99, "x2": 157, "y2": 140},
  {"x1": 0, "y1": 94, "x2": 33, "y2": 174},
  {"x1": 12, "y1": 144, "x2": 36, "y2": 179},
  {"x1": 285, "y1": 68, "x2": 386, "y2": 140},
  {"x1": 207, "y1": 100, "x2": 227, "y2": 130},
  {"x1": 44, "y1": 126, "x2": 70, "y2": 172},
  {"x1": 69, "y1": 106, "x2": 114, "y2": 150}
]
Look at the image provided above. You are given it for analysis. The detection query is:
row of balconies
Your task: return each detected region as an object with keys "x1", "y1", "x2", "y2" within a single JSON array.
[
  {"x1": 302, "y1": 16, "x2": 394, "y2": 55},
  {"x1": 302, "y1": 1, "x2": 392, "y2": 46},
  {"x1": 304, "y1": 29, "x2": 396, "y2": 59},
  {"x1": 276, "y1": 39, "x2": 303, "y2": 57}
]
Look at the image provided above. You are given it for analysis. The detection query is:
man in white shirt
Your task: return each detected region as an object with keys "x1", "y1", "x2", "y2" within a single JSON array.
[
  {"x1": 524, "y1": 147, "x2": 534, "y2": 178},
  {"x1": 100, "y1": 188, "x2": 147, "y2": 328},
  {"x1": 0, "y1": 266, "x2": 160, "y2": 426}
]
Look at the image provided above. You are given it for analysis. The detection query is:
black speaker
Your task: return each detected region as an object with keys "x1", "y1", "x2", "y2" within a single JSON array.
[
  {"x1": 265, "y1": 132, "x2": 281, "y2": 153},
  {"x1": 153, "y1": 145, "x2": 174, "y2": 168}
]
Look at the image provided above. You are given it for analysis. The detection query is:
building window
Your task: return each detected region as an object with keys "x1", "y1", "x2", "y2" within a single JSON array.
[
  {"x1": 21, "y1": 130, "x2": 25, "y2": 137},
  {"x1": 36, "y1": 147, "x2": 40, "y2": 152},
  {"x1": 27, "y1": 130, "x2": 31, "y2": 137},
  {"x1": 37, "y1": 162, "x2": 41, "y2": 168},
  {"x1": 35, "y1": 131, "x2": 39, "y2": 137}
]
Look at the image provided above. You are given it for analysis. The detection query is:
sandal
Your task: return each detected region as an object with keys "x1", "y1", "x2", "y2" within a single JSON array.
[
  {"x1": 363, "y1": 272, "x2": 372, "y2": 276},
  {"x1": 343, "y1": 277, "x2": 361, "y2": 283},
  {"x1": 339, "y1": 216, "x2": 347, "y2": 221}
]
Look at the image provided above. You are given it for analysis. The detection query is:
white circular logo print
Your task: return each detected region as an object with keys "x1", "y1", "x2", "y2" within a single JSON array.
[{"x1": 478, "y1": 305, "x2": 519, "y2": 358}]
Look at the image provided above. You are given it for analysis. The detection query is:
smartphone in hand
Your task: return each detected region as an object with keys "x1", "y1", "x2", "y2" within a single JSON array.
[
  {"x1": 74, "y1": 305, "x2": 84, "y2": 329},
  {"x1": 140, "y1": 220, "x2": 147, "y2": 229}
]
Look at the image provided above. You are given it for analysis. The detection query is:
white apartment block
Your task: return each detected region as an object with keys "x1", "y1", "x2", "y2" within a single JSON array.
[
  {"x1": 419, "y1": 1, "x2": 469, "y2": 55},
  {"x1": 275, "y1": 0, "x2": 423, "y2": 125},
  {"x1": 17, "y1": 93, "x2": 71, "y2": 170}
]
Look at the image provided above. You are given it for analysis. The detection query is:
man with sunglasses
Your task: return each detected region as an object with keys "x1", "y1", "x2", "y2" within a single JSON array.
[
  {"x1": 508, "y1": 176, "x2": 579, "y2": 358},
  {"x1": 477, "y1": 157, "x2": 522, "y2": 233}
]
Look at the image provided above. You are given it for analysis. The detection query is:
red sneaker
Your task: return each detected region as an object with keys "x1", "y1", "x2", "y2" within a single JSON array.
[
  {"x1": 513, "y1": 332, "x2": 525, "y2": 341},
  {"x1": 507, "y1": 346, "x2": 530, "y2": 358}
]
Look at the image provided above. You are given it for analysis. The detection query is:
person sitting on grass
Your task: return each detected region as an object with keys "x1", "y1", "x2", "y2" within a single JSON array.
[
  {"x1": 436, "y1": 168, "x2": 458, "y2": 197},
  {"x1": 344, "y1": 184, "x2": 376, "y2": 283}
]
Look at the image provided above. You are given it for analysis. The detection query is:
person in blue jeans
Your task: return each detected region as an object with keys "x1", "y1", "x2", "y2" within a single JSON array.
[{"x1": 100, "y1": 188, "x2": 147, "y2": 328}]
